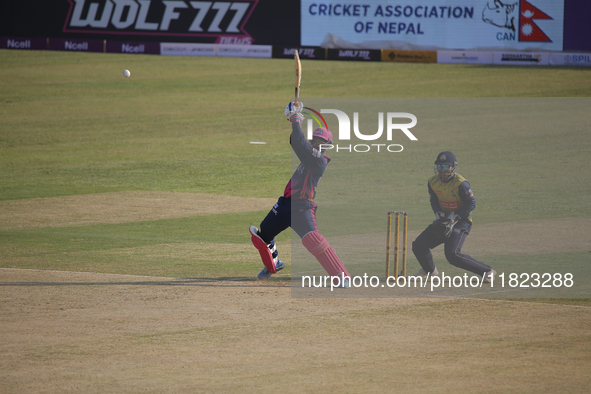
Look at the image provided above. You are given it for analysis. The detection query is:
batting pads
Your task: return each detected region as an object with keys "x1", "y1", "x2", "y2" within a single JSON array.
[
  {"x1": 302, "y1": 231, "x2": 350, "y2": 278},
  {"x1": 250, "y1": 226, "x2": 277, "y2": 274}
]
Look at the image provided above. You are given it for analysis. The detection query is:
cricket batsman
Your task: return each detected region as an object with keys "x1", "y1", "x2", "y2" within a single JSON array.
[
  {"x1": 249, "y1": 102, "x2": 351, "y2": 286},
  {"x1": 412, "y1": 151, "x2": 496, "y2": 282}
]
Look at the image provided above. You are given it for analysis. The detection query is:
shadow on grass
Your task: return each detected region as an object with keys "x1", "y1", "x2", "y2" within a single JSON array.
[{"x1": 0, "y1": 277, "x2": 293, "y2": 288}]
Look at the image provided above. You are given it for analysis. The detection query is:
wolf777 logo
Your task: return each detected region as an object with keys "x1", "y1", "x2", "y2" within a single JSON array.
[{"x1": 64, "y1": 0, "x2": 258, "y2": 42}]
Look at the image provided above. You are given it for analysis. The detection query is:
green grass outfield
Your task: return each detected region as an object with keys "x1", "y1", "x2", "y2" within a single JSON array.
[{"x1": 1, "y1": 50, "x2": 590, "y2": 292}]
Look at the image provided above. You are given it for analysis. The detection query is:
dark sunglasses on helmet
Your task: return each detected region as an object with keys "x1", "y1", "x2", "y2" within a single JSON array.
[{"x1": 437, "y1": 164, "x2": 452, "y2": 170}]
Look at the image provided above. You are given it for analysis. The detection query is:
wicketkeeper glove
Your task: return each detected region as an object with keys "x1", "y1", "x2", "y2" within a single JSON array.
[
  {"x1": 427, "y1": 212, "x2": 459, "y2": 239},
  {"x1": 285, "y1": 101, "x2": 304, "y2": 124}
]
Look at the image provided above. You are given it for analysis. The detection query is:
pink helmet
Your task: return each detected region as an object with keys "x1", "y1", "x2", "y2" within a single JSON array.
[{"x1": 312, "y1": 127, "x2": 333, "y2": 144}]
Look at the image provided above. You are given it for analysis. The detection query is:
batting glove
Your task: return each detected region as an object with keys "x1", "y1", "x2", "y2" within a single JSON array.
[{"x1": 285, "y1": 101, "x2": 304, "y2": 123}]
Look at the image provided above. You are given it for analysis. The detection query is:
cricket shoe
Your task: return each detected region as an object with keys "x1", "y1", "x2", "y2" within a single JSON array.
[
  {"x1": 482, "y1": 269, "x2": 497, "y2": 284},
  {"x1": 413, "y1": 267, "x2": 439, "y2": 279},
  {"x1": 257, "y1": 259, "x2": 284, "y2": 280},
  {"x1": 335, "y1": 276, "x2": 350, "y2": 288}
]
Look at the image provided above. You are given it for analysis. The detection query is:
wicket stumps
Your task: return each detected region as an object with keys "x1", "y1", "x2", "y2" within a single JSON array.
[{"x1": 386, "y1": 211, "x2": 408, "y2": 280}]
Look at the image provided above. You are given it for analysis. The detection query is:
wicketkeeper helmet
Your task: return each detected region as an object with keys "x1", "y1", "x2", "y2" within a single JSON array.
[
  {"x1": 434, "y1": 151, "x2": 458, "y2": 166},
  {"x1": 434, "y1": 151, "x2": 458, "y2": 181}
]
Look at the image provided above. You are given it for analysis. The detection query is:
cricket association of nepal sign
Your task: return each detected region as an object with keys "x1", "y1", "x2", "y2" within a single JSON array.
[{"x1": 301, "y1": 0, "x2": 565, "y2": 51}]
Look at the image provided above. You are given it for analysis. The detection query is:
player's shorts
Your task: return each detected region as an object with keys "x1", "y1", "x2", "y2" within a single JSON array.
[{"x1": 259, "y1": 197, "x2": 318, "y2": 242}]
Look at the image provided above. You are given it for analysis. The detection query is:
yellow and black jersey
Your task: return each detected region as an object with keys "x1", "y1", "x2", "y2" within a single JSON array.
[{"x1": 428, "y1": 173, "x2": 475, "y2": 222}]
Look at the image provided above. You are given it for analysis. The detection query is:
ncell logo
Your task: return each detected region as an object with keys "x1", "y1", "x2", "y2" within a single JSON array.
[
  {"x1": 482, "y1": 0, "x2": 553, "y2": 42},
  {"x1": 64, "y1": 0, "x2": 258, "y2": 41}
]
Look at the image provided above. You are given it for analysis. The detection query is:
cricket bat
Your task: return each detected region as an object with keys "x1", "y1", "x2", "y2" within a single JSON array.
[{"x1": 294, "y1": 50, "x2": 301, "y2": 105}]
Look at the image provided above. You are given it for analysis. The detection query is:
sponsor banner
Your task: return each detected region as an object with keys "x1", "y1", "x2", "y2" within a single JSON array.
[
  {"x1": 160, "y1": 42, "x2": 216, "y2": 56},
  {"x1": 0, "y1": 0, "x2": 298, "y2": 47},
  {"x1": 493, "y1": 51, "x2": 549, "y2": 65},
  {"x1": 272, "y1": 47, "x2": 326, "y2": 60},
  {"x1": 105, "y1": 41, "x2": 160, "y2": 55},
  {"x1": 62, "y1": 0, "x2": 259, "y2": 41},
  {"x1": 327, "y1": 48, "x2": 381, "y2": 61},
  {"x1": 382, "y1": 49, "x2": 436, "y2": 63},
  {"x1": 48, "y1": 38, "x2": 104, "y2": 52},
  {"x1": 549, "y1": 52, "x2": 591, "y2": 67},
  {"x1": 1, "y1": 37, "x2": 47, "y2": 50},
  {"x1": 217, "y1": 44, "x2": 272, "y2": 58},
  {"x1": 437, "y1": 50, "x2": 493, "y2": 64},
  {"x1": 301, "y1": 0, "x2": 565, "y2": 51}
]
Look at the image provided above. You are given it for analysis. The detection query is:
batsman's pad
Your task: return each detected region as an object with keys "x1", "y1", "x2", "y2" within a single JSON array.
[
  {"x1": 427, "y1": 218, "x2": 456, "y2": 239},
  {"x1": 250, "y1": 226, "x2": 277, "y2": 274},
  {"x1": 302, "y1": 231, "x2": 350, "y2": 278}
]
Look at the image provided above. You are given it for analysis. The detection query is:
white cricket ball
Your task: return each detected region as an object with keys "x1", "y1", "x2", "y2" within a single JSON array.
[{"x1": 123, "y1": 69, "x2": 131, "y2": 78}]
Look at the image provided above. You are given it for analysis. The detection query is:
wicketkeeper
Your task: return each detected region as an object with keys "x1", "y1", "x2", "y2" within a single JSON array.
[
  {"x1": 249, "y1": 102, "x2": 351, "y2": 286},
  {"x1": 412, "y1": 151, "x2": 496, "y2": 282}
]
